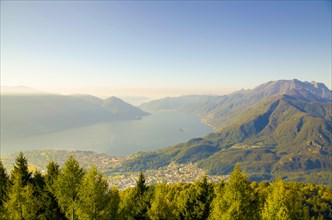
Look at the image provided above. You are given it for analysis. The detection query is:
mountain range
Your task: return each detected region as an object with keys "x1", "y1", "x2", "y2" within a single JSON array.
[
  {"x1": 120, "y1": 79, "x2": 332, "y2": 184},
  {"x1": 1, "y1": 79, "x2": 331, "y2": 185},
  {"x1": 1, "y1": 93, "x2": 149, "y2": 137}
]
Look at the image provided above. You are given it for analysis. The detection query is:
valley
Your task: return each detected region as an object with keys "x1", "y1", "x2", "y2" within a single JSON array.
[
  {"x1": 1, "y1": 79, "x2": 331, "y2": 187},
  {"x1": 0, "y1": 95, "x2": 213, "y2": 155}
]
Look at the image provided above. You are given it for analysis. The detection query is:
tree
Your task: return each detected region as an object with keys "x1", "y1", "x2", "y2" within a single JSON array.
[
  {"x1": 262, "y1": 178, "x2": 290, "y2": 219},
  {"x1": 75, "y1": 166, "x2": 119, "y2": 220},
  {"x1": 0, "y1": 160, "x2": 9, "y2": 219},
  {"x1": 262, "y1": 179, "x2": 310, "y2": 220},
  {"x1": 21, "y1": 181, "x2": 44, "y2": 219},
  {"x1": 5, "y1": 170, "x2": 47, "y2": 219},
  {"x1": 132, "y1": 172, "x2": 152, "y2": 219},
  {"x1": 118, "y1": 188, "x2": 136, "y2": 219},
  {"x1": 180, "y1": 176, "x2": 214, "y2": 219},
  {"x1": 148, "y1": 184, "x2": 177, "y2": 220},
  {"x1": 10, "y1": 151, "x2": 31, "y2": 186},
  {"x1": 55, "y1": 155, "x2": 85, "y2": 220},
  {"x1": 4, "y1": 174, "x2": 27, "y2": 219},
  {"x1": 135, "y1": 172, "x2": 148, "y2": 196},
  {"x1": 4, "y1": 152, "x2": 35, "y2": 219},
  {"x1": 119, "y1": 172, "x2": 152, "y2": 220},
  {"x1": 209, "y1": 164, "x2": 259, "y2": 220},
  {"x1": 0, "y1": 160, "x2": 9, "y2": 205},
  {"x1": 45, "y1": 161, "x2": 60, "y2": 194},
  {"x1": 194, "y1": 176, "x2": 214, "y2": 219},
  {"x1": 42, "y1": 161, "x2": 66, "y2": 219}
]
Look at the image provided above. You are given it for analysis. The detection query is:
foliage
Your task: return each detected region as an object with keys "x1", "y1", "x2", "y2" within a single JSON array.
[
  {"x1": 1, "y1": 152, "x2": 332, "y2": 220},
  {"x1": 209, "y1": 164, "x2": 260, "y2": 220},
  {"x1": 0, "y1": 160, "x2": 9, "y2": 217},
  {"x1": 75, "y1": 166, "x2": 119, "y2": 220},
  {"x1": 118, "y1": 172, "x2": 153, "y2": 219},
  {"x1": 10, "y1": 151, "x2": 31, "y2": 186},
  {"x1": 178, "y1": 175, "x2": 215, "y2": 219},
  {"x1": 54, "y1": 155, "x2": 85, "y2": 220}
]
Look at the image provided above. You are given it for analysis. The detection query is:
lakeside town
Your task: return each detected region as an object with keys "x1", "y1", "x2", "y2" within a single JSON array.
[{"x1": 1, "y1": 150, "x2": 227, "y2": 190}]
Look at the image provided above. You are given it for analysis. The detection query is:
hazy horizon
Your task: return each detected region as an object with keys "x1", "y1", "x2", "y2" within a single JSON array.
[
  {"x1": 1, "y1": 78, "x2": 331, "y2": 100},
  {"x1": 1, "y1": 1, "x2": 331, "y2": 98},
  {"x1": 0, "y1": 84, "x2": 238, "y2": 99}
]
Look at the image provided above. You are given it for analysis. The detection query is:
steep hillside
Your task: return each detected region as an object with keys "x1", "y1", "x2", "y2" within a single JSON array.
[
  {"x1": 120, "y1": 80, "x2": 332, "y2": 184},
  {"x1": 141, "y1": 79, "x2": 332, "y2": 129}
]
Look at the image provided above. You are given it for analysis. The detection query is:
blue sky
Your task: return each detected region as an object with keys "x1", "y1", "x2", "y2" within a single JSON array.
[{"x1": 1, "y1": 1, "x2": 331, "y2": 98}]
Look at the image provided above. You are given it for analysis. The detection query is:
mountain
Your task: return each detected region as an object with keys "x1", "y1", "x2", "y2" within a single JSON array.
[
  {"x1": 120, "y1": 79, "x2": 332, "y2": 185},
  {"x1": 119, "y1": 96, "x2": 152, "y2": 106},
  {"x1": 102, "y1": 96, "x2": 149, "y2": 119},
  {"x1": 140, "y1": 79, "x2": 332, "y2": 130},
  {"x1": 1, "y1": 94, "x2": 149, "y2": 137},
  {"x1": 72, "y1": 95, "x2": 149, "y2": 118},
  {"x1": 71, "y1": 94, "x2": 104, "y2": 105}
]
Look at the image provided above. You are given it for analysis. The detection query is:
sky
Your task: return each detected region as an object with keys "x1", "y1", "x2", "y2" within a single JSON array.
[{"x1": 1, "y1": 1, "x2": 331, "y2": 98}]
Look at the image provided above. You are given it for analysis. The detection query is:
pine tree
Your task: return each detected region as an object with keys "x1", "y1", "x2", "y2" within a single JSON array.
[
  {"x1": 0, "y1": 160, "x2": 9, "y2": 219},
  {"x1": 5, "y1": 164, "x2": 51, "y2": 219},
  {"x1": 148, "y1": 184, "x2": 177, "y2": 220},
  {"x1": 118, "y1": 188, "x2": 136, "y2": 219},
  {"x1": 119, "y1": 172, "x2": 151, "y2": 219},
  {"x1": 180, "y1": 176, "x2": 214, "y2": 220},
  {"x1": 75, "y1": 166, "x2": 119, "y2": 220},
  {"x1": 3, "y1": 152, "x2": 35, "y2": 219},
  {"x1": 194, "y1": 175, "x2": 214, "y2": 219},
  {"x1": 45, "y1": 161, "x2": 60, "y2": 194},
  {"x1": 43, "y1": 161, "x2": 66, "y2": 219},
  {"x1": 21, "y1": 181, "x2": 44, "y2": 219},
  {"x1": 55, "y1": 155, "x2": 85, "y2": 220},
  {"x1": 262, "y1": 178, "x2": 290, "y2": 219},
  {"x1": 135, "y1": 172, "x2": 148, "y2": 196},
  {"x1": 209, "y1": 164, "x2": 259, "y2": 220},
  {"x1": 133, "y1": 172, "x2": 152, "y2": 219},
  {"x1": 10, "y1": 151, "x2": 31, "y2": 186},
  {"x1": 4, "y1": 173, "x2": 26, "y2": 219},
  {"x1": 0, "y1": 160, "x2": 9, "y2": 205},
  {"x1": 262, "y1": 179, "x2": 310, "y2": 220}
]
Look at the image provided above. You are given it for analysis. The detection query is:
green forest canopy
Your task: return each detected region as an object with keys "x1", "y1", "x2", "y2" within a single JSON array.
[{"x1": 0, "y1": 152, "x2": 331, "y2": 220}]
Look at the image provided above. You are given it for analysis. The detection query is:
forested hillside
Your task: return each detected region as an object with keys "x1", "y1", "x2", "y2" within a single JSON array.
[
  {"x1": 121, "y1": 80, "x2": 332, "y2": 185},
  {"x1": 1, "y1": 152, "x2": 331, "y2": 219}
]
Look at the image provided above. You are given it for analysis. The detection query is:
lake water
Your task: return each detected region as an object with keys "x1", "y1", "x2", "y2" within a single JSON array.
[{"x1": 0, "y1": 111, "x2": 213, "y2": 156}]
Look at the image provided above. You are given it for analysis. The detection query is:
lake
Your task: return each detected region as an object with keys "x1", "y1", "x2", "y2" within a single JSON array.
[{"x1": 0, "y1": 111, "x2": 213, "y2": 156}]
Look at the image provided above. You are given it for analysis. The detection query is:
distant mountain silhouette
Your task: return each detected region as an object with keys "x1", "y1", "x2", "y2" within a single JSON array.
[
  {"x1": 102, "y1": 96, "x2": 149, "y2": 119},
  {"x1": 1, "y1": 94, "x2": 149, "y2": 137}
]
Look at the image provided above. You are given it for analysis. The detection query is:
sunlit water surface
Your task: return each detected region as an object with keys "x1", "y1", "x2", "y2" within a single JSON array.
[{"x1": 1, "y1": 111, "x2": 213, "y2": 156}]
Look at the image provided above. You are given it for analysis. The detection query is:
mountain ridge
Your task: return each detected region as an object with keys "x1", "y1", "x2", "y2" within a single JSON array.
[
  {"x1": 140, "y1": 79, "x2": 331, "y2": 130},
  {"x1": 1, "y1": 94, "x2": 149, "y2": 137},
  {"x1": 120, "y1": 79, "x2": 332, "y2": 184}
]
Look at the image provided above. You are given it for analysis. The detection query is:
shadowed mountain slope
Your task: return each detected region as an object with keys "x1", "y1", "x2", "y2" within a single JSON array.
[{"x1": 1, "y1": 94, "x2": 149, "y2": 137}]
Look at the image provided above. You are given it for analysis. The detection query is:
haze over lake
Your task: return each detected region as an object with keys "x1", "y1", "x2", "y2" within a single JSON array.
[{"x1": 1, "y1": 111, "x2": 213, "y2": 155}]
